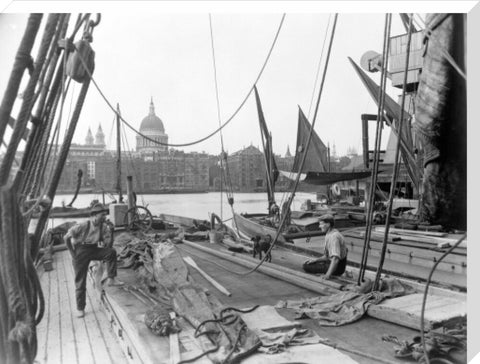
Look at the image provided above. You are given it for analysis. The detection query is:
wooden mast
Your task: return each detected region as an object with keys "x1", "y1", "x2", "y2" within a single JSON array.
[{"x1": 116, "y1": 103, "x2": 123, "y2": 202}]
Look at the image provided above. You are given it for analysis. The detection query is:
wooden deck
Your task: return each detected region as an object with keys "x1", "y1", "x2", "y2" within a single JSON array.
[
  {"x1": 36, "y1": 250, "x2": 128, "y2": 364},
  {"x1": 34, "y1": 235, "x2": 465, "y2": 364},
  {"x1": 284, "y1": 231, "x2": 467, "y2": 290}
]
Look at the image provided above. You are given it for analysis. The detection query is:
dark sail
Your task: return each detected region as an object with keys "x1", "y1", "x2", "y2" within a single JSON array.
[
  {"x1": 291, "y1": 107, "x2": 329, "y2": 173},
  {"x1": 254, "y1": 86, "x2": 278, "y2": 208},
  {"x1": 349, "y1": 57, "x2": 421, "y2": 189},
  {"x1": 281, "y1": 107, "x2": 372, "y2": 185},
  {"x1": 414, "y1": 14, "x2": 466, "y2": 230}
]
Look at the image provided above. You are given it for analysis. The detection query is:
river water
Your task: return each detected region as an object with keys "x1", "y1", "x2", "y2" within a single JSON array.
[{"x1": 45, "y1": 191, "x2": 318, "y2": 229}]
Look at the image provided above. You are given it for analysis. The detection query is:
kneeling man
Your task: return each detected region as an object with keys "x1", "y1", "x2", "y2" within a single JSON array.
[{"x1": 302, "y1": 214, "x2": 347, "y2": 280}]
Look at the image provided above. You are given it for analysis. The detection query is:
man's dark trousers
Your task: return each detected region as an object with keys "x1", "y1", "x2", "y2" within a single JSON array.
[
  {"x1": 302, "y1": 257, "x2": 347, "y2": 275},
  {"x1": 73, "y1": 244, "x2": 117, "y2": 310}
]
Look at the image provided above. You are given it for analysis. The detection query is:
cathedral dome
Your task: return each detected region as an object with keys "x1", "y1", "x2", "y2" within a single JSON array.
[{"x1": 140, "y1": 99, "x2": 165, "y2": 133}]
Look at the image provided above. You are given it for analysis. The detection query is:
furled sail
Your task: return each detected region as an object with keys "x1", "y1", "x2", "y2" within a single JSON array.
[
  {"x1": 254, "y1": 86, "x2": 278, "y2": 208},
  {"x1": 282, "y1": 107, "x2": 372, "y2": 185},
  {"x1": 280, "y1": 170, "x2": 373, "y2": 185},
  {"x1": 414, "y1": 14, "x2": 466, "y2": 230},
  {"x1": 348, "y1": 57, "x2": 421, "y2": 189}
]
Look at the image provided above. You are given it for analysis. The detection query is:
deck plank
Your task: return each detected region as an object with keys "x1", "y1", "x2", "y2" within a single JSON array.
[
  {"x1": 36, "y1": 267, "x2": 50, "y2": 364},
  {"x1": 45, "y1": 257, "x2": 62, "y2": 364},
  {"x1": 35, "y1": 250, "x2": 128, "y2": 364},
  {"x1": 367, "y1": 293, "x2": 466, "y2": 330},
  {"x1": 62, "y1": 250, "x2": 95, "y2": 364},
  {"x1": 58, "y1": 253, "x2": 78, "y2": 364},
  {"x1": 84, "y1": 268, "x2": 125, "y2": 363}
]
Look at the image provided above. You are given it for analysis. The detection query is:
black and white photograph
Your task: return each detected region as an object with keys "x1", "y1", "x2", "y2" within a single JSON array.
[{"x1": 0, "y1": 2, "x2": 476, "y2": 363}]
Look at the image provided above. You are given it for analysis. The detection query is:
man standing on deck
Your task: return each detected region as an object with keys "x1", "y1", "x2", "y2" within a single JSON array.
[
  {"x1": 302, "y1": 214, "x2": 348, "y2": 280},
  {"x1": 64, "y1": 203, "x2": 124, "y2": 318}
]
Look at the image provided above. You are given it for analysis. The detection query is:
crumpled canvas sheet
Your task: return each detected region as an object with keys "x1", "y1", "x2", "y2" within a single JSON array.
[
  {"x1": 242, "y1": 343, "x2": 359, "y2": 364},
  {"x1": 276, "y1": 278, "x2": 415, "y2": 326},
  {"x1": 254, "y1": 328, "x2": 321, "y2": 354},
  {"x1": 276, "y1": 291, "x2": 385, "y2": 326}
]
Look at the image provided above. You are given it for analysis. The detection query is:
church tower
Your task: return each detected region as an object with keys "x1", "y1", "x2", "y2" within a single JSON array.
[
  {"x1": 85, "y1": 127, "x2": 94, "y2": 145},
  {"x1": 136, "y1": 98, "x2": 168, "y2": 154},
  {"x1": 285, "y1": 145, "x2": 292, "y2": 158},
  {"x1": 95, "y1": 124, "x2": 105, "y2": 148}
]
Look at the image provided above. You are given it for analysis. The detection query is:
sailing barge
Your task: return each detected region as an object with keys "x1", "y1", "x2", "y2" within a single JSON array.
[
  {"x1": 34, "y1": 214, "x2": 467, "y2": 364},
  {"x1": 0, "y1": 11, "x2": 468, "y2": 364}
]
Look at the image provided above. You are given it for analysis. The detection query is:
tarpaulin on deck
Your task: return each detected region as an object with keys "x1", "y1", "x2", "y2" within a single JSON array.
[
  {"x1": 276, "y1": 291, "x2": 385, "y2": 326},
  {"x1": 276, "y1": 278, "x2": 415, "y2": 326}
]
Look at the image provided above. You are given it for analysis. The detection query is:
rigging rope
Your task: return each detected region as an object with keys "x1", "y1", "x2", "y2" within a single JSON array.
[
  {"x1": 208, "y1": 15, "x2": 237, "y2": 223},
  {"x1": 0, "y1": 13, "x2": 84, "y2": 364},
  {"x1": 0, "y1": 14, "x2": 42, "y2": 146},
  {"x1": 208, "y1": 14, "x2": 225, "y2": 219},
  {"x1": 22, "y1": 18, "x2": 74, "y2": 215},
  {"x1": 33, "y1": 74, "x2": 92, "y2": 243},
  {"x1": 230, "y1": 14, "x2": 339, "y2": 276},
  {"x1": 373, "y1": 13, "x2": 414, "y2": 291},
  {"x1": 74, "y1": 14, "x2": 286, "y2": 148},
  {"x1": 308, "y1": 14, "x2": 331, "y2": 119},
  {"x1": 0, "y1": 14, "x2": 52, "y2": 185},
  {"x1": 18, "y1": 14, "x2": 65, "y2": 185},
  {"x1": 419, "y1": 234, "x2": 466, "y2": 364},
  {"x1": 357, "y1": 14, "x2": 392, "y2": 285}
]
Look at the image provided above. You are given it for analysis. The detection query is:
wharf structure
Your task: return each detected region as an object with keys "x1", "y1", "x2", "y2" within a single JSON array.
[
  {"x1": 2, "y1": 98, "x2": 356, "y2": 194},
  {"x1": 31, "y1": 99, "x2": 299, "y2": 194}
]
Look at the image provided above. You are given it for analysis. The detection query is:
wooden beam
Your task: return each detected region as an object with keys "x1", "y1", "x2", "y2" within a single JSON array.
[
  {"x1": 224, "y1": 249, "x2": 345, "y2": 291},
  {"x1": 181, "y1": 239, "x2": 340, "y2": 296},
  {"x1": 367, "y1": 293, "x2": 466, "y2": 331},
  {"x1": 375, "y1": 226, "x2": 446, "y2": 237},
  {"x1": 183, "y1": 256, "x2": 232, "y2": 296}
]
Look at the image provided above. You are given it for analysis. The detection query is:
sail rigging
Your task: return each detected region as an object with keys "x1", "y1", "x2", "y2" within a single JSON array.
[
  {"x1": 349, "y1": 57, "x2": 421, "y2": 189},
  {"x1": 254, "y1": 86, "x2": 278, "y2": 209},
  {"x1": 281, "y1": 107, "x2": 373, "y2": 186}
]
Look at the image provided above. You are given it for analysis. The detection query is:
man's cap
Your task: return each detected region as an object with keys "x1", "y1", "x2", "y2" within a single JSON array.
[
  {"x1": 90, "y1": 203, "x2": 108, "y2": 216},
  {"x1": 318, "y1": 214, "x2": 334, "y2": 224}
]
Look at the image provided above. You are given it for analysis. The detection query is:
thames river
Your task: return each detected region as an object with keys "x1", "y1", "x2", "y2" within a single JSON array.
[{"x1": 44, "y1": 191, "x2": 318, "y2": 229}]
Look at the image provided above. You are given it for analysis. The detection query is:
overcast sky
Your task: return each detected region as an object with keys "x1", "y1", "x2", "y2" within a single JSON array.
[{"x1": 0, "y1": 2, "x2": 475, "y2": 158}]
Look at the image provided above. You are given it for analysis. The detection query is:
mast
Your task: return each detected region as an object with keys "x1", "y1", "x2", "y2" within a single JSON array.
[
  {"x1": 116, "y1": 103, "x2": 123, "y2": 202},
  {"x1": 327, "y1": 142, "x2": 331, "y2": 202},
  {"x1": 254, "y1": 86, "x2": 277, "y2": 211}
]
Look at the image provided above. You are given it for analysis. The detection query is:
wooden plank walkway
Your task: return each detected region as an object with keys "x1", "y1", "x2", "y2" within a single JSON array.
[
  {"x1": 367, "y1": 293, "x2": 467, "y2": 331},
  {"x1": 35, "y1": 250, "x2": 128, "y2": 364}
]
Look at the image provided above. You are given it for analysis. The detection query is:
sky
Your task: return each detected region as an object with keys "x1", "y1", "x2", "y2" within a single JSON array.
[{"x1": 0, "y1": 2, "x2": 475, "y2": 158}]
